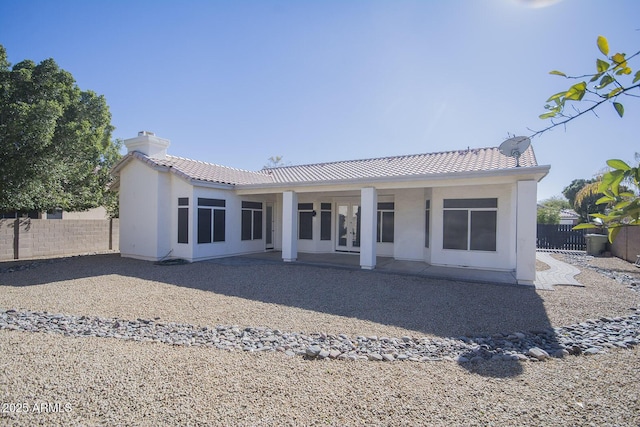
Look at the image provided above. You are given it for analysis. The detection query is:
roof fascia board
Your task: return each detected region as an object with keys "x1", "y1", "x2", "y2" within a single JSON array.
[{"x1": 190, "y1": 180, "x2": 236, "y2": 190}]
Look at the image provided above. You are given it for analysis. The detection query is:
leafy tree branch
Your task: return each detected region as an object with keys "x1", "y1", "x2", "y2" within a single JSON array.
[
  {"x1": 532, "y1": 35, "x2": 639, "y2": 242},
  {"x1": 530, "y1": 35, "x2": 639, "y2": 140}
]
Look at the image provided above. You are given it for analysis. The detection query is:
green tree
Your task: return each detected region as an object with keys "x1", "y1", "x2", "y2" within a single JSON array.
[
  {"x1": 563, "y1": 179, "x2": 589, "y2": 207},
  {"x1": 537, "y1": 35, "x2": 640, "y2": 242},
  {"x1": 537, "y1": 206, "x2": 560, "y2": 224},
  {"x1": 561, "y1": 179, "x2": 605, "y2": 223},
  {"x1": 0, "y1": 45, "x2": 121, "y2": 215},
  {"x1": 103, "y1": 139, "x2": 123, "y2": 218},
  {"x1": 536, "y1": 196, "x2": 570, "y2": 224},
  {"x1": 540, "y1": 195, "x2": 571, "y2": 211}
]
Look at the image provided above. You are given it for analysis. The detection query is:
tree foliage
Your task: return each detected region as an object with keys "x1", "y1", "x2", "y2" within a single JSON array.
[
  {"x1": 562, "y1": 179, "x2": 588, "y2": 206},
  {"x1": 0, "y1": 45, "x2": 121, "y2": 214},
  {"x1": 537, "y1": 206, "x2": 560, "y2": 225},
  {"x1": 561, "y1": 178, "x2": 605, "y2": 223},
  {"x1": 573, "y1": 160, "x2": 640, "y2": 242},
  {"x1": 538, "y1": 35, "x2": 639, "y2": 126},
  {"x1": 537, "y1": 196, "x2": 570, "y2": 224},
  {"x1": 538, "y1": 35, "x2": 639, "y2": 242},
  {"x1": 540, "y1": 195, "x2": 571, "y2": 211}
]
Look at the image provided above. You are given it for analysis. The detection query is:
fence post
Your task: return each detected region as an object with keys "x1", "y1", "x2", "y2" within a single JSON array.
[
  {"x1": 13, "y1": 218, "x2": 19, "y2": 259},
  {"x1": 109, "y1": 217, "x2": 113, "y2": 250}
]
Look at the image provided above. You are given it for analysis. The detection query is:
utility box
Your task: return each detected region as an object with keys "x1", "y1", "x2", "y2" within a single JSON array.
[{"x1": 586, "y1": 234, "x2": 608, "y2": 256}]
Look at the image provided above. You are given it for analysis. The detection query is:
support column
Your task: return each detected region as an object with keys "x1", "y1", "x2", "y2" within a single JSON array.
[
  {"x1": 516, "y1": 180, "x2": 537, "y2": 285},
  {"x1": 360, "y1": 187, "x2": 377, "y2": 270},
  {"x1": 282, "y1": 191, "x2": 298, "y2": 262}
]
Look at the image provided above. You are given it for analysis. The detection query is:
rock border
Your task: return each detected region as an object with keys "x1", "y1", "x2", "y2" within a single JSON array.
[{"x1": 1, "y1": 309, "x2": 638, "y2": 364}]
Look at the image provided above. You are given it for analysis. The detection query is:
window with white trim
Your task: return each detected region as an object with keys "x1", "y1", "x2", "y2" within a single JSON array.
[
  {"x1": 376, "y1": 202, "x2": 394, "y2": 243},
  {"x1": 197, "y1": 198, "x2": 225, "y2": 244},
  {"x1": 425, "y1": 200, "x2": 430, "y2": 248},
  {"x1": 298, "y1": 203, "x2": 314, "y2": 240},
  {"x1": 178, "y1": 198, "x2": 189, "y2": 244},
  {"x1": 241, "y1": 201, "x2": 262, "y2": 240},
  {"x1": 320, "y1": 203, "x2": 332, "y2": 241},
  {"x1": 443, "y1": 198, "x2": 497, "y2": 251}
]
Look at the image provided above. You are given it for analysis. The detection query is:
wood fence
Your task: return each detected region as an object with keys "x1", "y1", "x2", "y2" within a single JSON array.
[{"x1": 536, "y1": 224, "x2": 589, "y2": 251}]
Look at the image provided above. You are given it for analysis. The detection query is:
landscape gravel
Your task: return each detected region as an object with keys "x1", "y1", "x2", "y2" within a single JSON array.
[
  {"x1": 1, "y1": 252, "x2": 639, "y2": 425},
  {"x1": 563, "y1": 252, "x2": 640, "y2": 291}
]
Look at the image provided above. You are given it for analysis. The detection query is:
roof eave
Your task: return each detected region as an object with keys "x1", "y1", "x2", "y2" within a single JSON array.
[
  {"x1": 111, "y1": 152, "x2": 239, "y2": 189},
  {"x1": 235, "y1": 165, "x2": 551, "y2": 192},
  {"x1": 190, "y1": 179, "x2": 237, "y2": 190},
  {"x1": 111, "y1": 152, "x2": 171, "y2": 175}
]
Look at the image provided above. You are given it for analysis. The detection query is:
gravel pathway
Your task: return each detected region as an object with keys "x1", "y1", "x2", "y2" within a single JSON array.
[{"x1": 1, "y1": 252, "x2": 640, "y2": 425}]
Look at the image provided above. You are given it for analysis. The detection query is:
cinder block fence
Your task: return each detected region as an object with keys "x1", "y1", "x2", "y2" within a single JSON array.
[
  {"x1": 610, "y1": 226, "x2": 640, "y2": 264},
  {"x1": 0, "y1": 219, "x2": 119, "y2": 261}
]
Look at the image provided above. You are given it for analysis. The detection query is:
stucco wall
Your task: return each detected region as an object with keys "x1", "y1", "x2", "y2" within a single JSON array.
[
  {"x1": 168, "y1": 177, "x2": 195, "y2": 261},
  {"x1": 393, "y1": 188, "x2": 427, "y2": 261},
  {"x1": 186, "y1": 187, "x2": 278, "y2": 262},
  {"x1": 430, "y1": 183, "x2": 516, "y2": 271},
  {"x1": 118, "y1": 159, "x2": 281, "y2": 262},
  {"x1": 0, "y1": 218, "x2": 118, "y2": 261},
  {"x1": 118, "y1": 160, "x2": 160, "y2": 260},
  {"x1": 611, "y1": 226, "x2": 640, "y2": 263}
]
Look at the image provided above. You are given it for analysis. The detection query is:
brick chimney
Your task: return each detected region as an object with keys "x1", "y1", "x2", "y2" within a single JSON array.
[{"x1": 124, "y1": 131, "x2": 170, "y2": 159}]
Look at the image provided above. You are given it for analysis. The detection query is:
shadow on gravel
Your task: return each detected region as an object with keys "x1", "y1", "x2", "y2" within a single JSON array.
[{"x1": 0, "y1": 253, "x2": 563, "y2": 378}]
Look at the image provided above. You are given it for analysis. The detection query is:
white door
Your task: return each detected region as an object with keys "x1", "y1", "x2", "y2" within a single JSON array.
[{"x1": 336, "y1": 203, "x2": 361, "y2": 252}]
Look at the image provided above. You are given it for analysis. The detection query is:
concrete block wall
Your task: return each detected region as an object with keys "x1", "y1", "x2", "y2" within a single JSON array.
[
  {"x1": 0, "y1": 219, "x2": 119, "y2": 261},
  {"x1": 0, "y1": 219, "x2": 18, "y2": 260},
  {"x1": 611, "y1": 226, "x2": 640, "y2": 263}
]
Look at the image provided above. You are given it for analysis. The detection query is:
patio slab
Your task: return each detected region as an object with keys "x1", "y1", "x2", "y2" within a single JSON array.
[{"x1": 238, "y1": 251, "x2": 519, "y2": 286}]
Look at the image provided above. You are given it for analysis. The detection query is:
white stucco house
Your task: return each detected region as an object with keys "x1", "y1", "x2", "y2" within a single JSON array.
[{"x1": 111, "y1": 131, "x2": 549, "y2": 285}]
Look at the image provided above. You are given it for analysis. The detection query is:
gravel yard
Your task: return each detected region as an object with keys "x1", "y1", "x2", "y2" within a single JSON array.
[{"x1": 1, "y1": 253, "x2": 639, "y2": 426}]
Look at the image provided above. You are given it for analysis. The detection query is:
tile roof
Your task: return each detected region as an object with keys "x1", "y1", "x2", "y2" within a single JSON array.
[
  {"x1": 262, "y1": 146, "x2": 538, "y2": 183},
  {"x1": 153, "y1": 155, "x2": 273, "y2": 185},
  {"x1": 124, "y1": 145, "x2": 539, "y2": 186},
  {"x1": 560, "y1": 209, "x2": 580, "y2": 219}
]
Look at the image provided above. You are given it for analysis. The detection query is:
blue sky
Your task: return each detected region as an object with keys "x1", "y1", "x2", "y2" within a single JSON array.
[{"x1": 1, "y1": 0, "x2": 638, "y2": 201}]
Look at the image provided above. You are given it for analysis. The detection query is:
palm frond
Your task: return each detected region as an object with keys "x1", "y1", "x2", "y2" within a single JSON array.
[{"x1": 574, "y1": 179, "x2": 602, "y2": 208}]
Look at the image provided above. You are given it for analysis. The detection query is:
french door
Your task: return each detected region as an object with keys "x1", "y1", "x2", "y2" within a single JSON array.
[{"x1": 336, "y1": 203, "x2": 361, "y2": 252}]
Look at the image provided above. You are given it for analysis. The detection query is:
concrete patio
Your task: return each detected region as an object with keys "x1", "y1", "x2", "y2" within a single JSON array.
[
  {"x1": 239, "y1": 251, "x2": 520, "y2": 286},
  {"x1": 236, "y1": 250, "x2": 585, "y2": 290}
]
